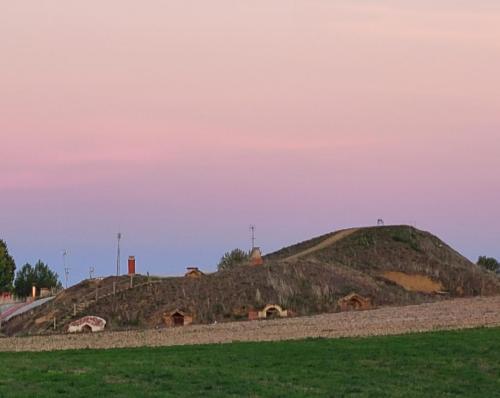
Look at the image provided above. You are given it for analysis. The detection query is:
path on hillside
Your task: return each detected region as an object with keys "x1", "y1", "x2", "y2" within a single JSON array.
[
  {"x1": 283, "y1": 228, "x2": 359, "y2": 261},
  {"x1": 1, "y1": 297, "x2": 54, "y2": 322},
  {"x1": 1, "y1": 296, "x2": 499, "y2": 352}
]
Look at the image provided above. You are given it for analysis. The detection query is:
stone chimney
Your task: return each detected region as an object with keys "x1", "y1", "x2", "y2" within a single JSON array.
[{"x1": 250, "y1": 247, "x2": 264, "y2": 266}]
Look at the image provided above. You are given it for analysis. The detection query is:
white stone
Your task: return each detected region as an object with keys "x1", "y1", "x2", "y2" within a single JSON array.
[{"x1": 68, "y1": 316, "x2": 106, "y2": 333}]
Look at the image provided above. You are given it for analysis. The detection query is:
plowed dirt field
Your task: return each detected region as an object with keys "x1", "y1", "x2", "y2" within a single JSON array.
[{"x1": 1, "y1": 296, "x2": 498, "y2": 352}]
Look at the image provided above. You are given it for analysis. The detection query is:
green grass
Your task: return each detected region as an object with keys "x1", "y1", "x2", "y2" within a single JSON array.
[{"x1": 0, "y1": 328, "x2": 499, "y2": 397}]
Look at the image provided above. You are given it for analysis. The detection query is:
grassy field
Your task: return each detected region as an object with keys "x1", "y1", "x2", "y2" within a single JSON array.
[{"x1": 0, "y1": 327, "x2": 499, "y2": 397}]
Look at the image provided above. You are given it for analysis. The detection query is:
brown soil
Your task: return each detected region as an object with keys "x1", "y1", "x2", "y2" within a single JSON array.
[
  {"x1": 0, "y1": 296, "x2": 498, "y2": 352},
  {"x1": 382, "y1": 271, "x2": 444, "y2": 293}
]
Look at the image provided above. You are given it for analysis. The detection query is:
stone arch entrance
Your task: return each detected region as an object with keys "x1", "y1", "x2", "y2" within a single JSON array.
[
  {"x1": 68, "y1": 316, "x2": 107, "y2": 333},
  {"x1": 82, "y1": 324, "x2": 93, "y2": 333},
  {"x1": 257, "y1": 304, "x2": 288, "y2": 319},
  {"x1": 163, "y1": 310, "x2": 193, "y2": 327},
  {"x1": 338, "y1": 293, "x2": 373, "y2": 312},
  {"x1": 346, "y1": 297, "x2": 363, "y2": 310},
  {"x1": 171, "y1": 311, "x2": 185, "y2": 326},
  {"x1": 265, "y1": 306, "x2": 281, "y2": 318}
]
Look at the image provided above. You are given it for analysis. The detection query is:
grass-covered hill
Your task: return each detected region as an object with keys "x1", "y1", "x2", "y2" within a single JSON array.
[
  {"x1": 3, "y1": 226, "x2": 499, "y2": 336},
  {"x1": 266, "y1": 225, "x2": 499, "y2": 297}
]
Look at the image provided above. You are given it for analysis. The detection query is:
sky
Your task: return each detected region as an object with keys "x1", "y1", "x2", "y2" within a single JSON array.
[{"x1": 1, "y1": 1, "x2": 499, "y2": 284}]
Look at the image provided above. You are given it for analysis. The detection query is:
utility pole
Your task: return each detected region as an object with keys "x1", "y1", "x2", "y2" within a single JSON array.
[
  {"x1": 116, "y1": 232, "x2": 122, "y2": 276},
  {"x1": 249, "y1": 225, "x2": 256, "y2": 251}
]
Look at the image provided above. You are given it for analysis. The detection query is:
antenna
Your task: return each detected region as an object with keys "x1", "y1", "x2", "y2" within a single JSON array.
[
  {"x1": 89, "y1": 266, "x2": 95, "y2": 280},
  {"x1": 249, "y1": 225, "x2": 256, "y2": 251},
  {"x1": 64, "y1": 267, "x2": 70, "y2": 289},
  {"x1": 116, "y1": 232, "x2": 122, "y2": 276},
  {"x1": 62, "y1": 250, "x2": 70, "y2": 289}
]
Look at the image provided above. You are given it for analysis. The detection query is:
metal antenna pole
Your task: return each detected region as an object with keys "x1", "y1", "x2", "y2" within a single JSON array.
[
  {"x1": 116, "y1": 233, "x2": 122, "y2": 276},
  {"x1": 64, "y1": 268, "x2": 70, "y2": 289},
  {"x1": 62, "y1": 250, "x2": 69, "y2": 288},
  {"x1": 250, "y1": 225, "x2": 256, "y2": 251},
  {"x1": 64, "y1": 267, "x2": 70, "y2": 289}
]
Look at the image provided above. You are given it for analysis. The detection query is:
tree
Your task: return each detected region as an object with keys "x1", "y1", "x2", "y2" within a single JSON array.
[
  {"x1": 13, "y1": 263, "x2": 35, "y2": 298},
  {"x1": 14, "y1": 260, "x2": 62, "y2": 298},
  {"x1": 0, "y1": 240, "x2": 16, "y2": 292},
  {"x1": 477, "y1": 256, "x2": 499, "y2": 272},
  {"x1": 217, "y1": 249, "x2": 250, "y2": 271}
]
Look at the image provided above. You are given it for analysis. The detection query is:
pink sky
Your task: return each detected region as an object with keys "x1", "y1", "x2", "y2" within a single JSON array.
[{"x1": 1, "y1": 1, "x2": 499, "y2": 282}]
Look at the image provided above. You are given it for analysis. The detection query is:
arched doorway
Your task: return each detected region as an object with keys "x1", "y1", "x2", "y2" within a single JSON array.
[
  {"x1": 266, "y1": 306, "x2": 280, "y2": 319},
  {"x1": 171, "y1": 312, "x2": 185, "y2": 326},
  {"x1": 338, "y1": 293, "x2": 373, "y2": 312},
  {"x1": 346, "y1": 298, "x2": 362, "y2": 311}
]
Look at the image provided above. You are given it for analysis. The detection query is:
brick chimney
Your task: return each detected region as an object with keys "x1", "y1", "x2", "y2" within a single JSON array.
[
  {"x1": 250, "y1": 247, "x2": 264, "y2": 266},
  {"x1": 128, "y1": 256, "x2": 136, "y2": 275}
]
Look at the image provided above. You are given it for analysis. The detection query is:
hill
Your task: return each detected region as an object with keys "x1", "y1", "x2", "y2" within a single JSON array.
[{"x1": 2, "y1": 226, "x2": 499, "y2": 336}]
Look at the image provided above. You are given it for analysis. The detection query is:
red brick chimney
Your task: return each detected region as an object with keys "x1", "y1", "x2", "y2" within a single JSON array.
[{"x1": 128, "y1": 256, "x2": 136, "y2": 275}]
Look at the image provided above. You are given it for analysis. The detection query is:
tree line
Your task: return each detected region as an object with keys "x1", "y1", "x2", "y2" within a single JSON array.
[{"x1": 0, "y1": 240, "x2": 61, "y2": 298}]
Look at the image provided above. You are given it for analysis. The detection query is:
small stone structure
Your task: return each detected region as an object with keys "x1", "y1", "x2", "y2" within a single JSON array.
[
  {"x1": 68, "y1": 316, "x2": 106, "y2": 333},
  {"x1": 250, "y1": 247, "x2": 264, "y2": 266},
  {"x1": 338, "y1": 293, "x2": 373, "y2": 311},
  {"x1": 40, "y1": 288, "x2": 51, "y2": 298},
  {"x1": 185, "y1": 267, "x2": 204, "y2": 278},
  {"x1": 164, "y1": 310, "x2": 193, "y2": 327},
  {"x1": 249, "y1": 304, "x2": 288, "y2": 320},
  {"x1": 248, "y1": 309, "x2": 259, "y2": 321},
  {"x1": 0, "y1": 292, "x2": 13, "y2": 304}
]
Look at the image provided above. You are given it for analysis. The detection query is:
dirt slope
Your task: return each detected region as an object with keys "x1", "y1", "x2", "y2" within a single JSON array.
[
  {"x1": 282, "y1": 228, "x2": 358, "y2": 261},
  {"x1": 2, "y1": 225, "x2": 499, "y2": 336},
  {"x1": 1, "y1": 296, "x2": 499, "y2": 352}
]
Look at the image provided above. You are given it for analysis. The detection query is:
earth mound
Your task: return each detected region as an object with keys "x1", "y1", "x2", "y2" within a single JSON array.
[{"x1": 3, "y1": 226, "x2": 498, "y2": 336}]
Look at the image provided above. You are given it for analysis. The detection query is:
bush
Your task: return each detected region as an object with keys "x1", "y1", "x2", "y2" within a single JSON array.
[
  {"x1": 217, "y1": 249, "x2": 250, "y2": 271},
  {"x1": 477, "y1": 256, "x2": 499, "y2": 272}
]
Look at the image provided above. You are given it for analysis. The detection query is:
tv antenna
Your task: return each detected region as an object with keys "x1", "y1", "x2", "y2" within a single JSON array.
[
  {"x1": 116, "y1": 232, "x2": 122, "y2": 276},
  {"x1": 249, "y1": 225, "x2": 256, "y2": 250}
]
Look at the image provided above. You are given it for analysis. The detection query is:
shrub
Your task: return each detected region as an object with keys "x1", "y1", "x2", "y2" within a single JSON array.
[
  {"x1": 477, "y1": 256, "x2": 499, "y2": 272},
  {"x1": 217, "y1": 249, "x2": 250, "y2": 271}
]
